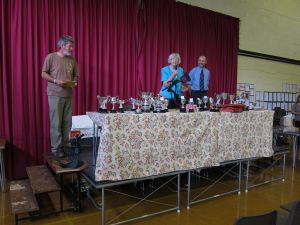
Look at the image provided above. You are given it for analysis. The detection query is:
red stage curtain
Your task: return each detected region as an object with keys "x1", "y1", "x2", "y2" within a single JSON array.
[
  {"x1": 0, "y1": 0, "x2": 238, "y2": 179},
  {"x1": 137, "y1": 0, "x2": 239, "y2": 96},
  {"x1": 0, "y1": 0, "x2": 138, "y2": 178}
]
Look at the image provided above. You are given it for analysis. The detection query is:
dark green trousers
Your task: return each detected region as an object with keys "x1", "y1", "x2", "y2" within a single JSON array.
[{"x1": 48, "y1": 96, "x2": 72, "y2": 152}]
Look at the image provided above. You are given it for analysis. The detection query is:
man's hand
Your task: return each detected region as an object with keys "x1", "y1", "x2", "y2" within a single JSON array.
[{"x1": 55, "y1": 79, "x2": 67, "y2": 87}]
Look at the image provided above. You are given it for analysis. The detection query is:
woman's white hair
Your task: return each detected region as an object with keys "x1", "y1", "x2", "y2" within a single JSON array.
[{"x1": 168, "y1": 53, "x2": 181, "y2": 64}]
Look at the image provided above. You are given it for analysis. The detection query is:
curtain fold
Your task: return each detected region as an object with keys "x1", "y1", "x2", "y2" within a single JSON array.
[
  {"x1": 0, "y1": 0, "x2": 238, "y2": 179},
  {"x1": 137, "y1": 0, "x2": 239, "y2": 96},
  {"x1": 0, "y1": 0, "x2": 139, "y2": 178}
]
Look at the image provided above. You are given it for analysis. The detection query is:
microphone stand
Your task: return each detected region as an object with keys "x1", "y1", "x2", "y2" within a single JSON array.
[{"x1": 162, "y1": 73, "x2": 191, "y2": 109}]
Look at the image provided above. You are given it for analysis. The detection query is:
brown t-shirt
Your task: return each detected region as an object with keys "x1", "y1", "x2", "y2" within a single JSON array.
[{"x1": 42, "y1": 53, "x2": 78, "y2": 97}]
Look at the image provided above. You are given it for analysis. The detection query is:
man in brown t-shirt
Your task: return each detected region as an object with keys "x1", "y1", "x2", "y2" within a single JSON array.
[{"x1": 42, "y1": 35, "x2": 78, "y2": 156}]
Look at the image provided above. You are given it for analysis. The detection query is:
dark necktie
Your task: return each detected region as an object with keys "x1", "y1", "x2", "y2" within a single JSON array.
[{"x1": 199, "y1": 69, "x2": 204, "y2": 91}]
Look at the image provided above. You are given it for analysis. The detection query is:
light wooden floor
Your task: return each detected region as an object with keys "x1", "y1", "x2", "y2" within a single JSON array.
[{"x1": 1, "y1": 149, "x2": 300, "y2": 225}]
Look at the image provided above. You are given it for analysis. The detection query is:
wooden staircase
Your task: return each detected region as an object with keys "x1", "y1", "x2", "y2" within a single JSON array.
[{"x1": 10, "y1": 165, "x2": 61, "y2": 225}]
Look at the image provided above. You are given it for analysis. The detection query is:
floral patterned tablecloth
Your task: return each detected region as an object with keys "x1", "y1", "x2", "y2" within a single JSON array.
[{"x1": 87, "y1": 110, "x2": 274, "y2": 181}]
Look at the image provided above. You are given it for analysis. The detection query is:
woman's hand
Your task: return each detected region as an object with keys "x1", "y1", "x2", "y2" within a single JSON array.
[{"x1": 163, "y1": 80, "x2": 170, "y2": 87}]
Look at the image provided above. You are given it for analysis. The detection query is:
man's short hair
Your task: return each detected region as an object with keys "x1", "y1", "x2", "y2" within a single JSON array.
[{"x1": 57, "y1": 35, "x2": 73, "y2": 48}]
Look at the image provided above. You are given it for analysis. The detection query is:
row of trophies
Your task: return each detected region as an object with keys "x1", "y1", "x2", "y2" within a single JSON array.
[{"x1": 96, "y1": 92, "x2": 251, "y2": 114}]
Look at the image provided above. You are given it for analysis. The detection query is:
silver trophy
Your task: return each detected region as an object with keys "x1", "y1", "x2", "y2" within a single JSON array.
[
  {"x1": 221, "y1": 92, "x2": 228, "y2": 105},
  {"x1": 159, "y1": 96, "x2": 167, "y2": 113},
  {"x1": 216, "y1": 94, "x2": 222, "y2": 107},
  {"x1": 135, "y1": 100, "x2": 143, "y2": 114},
  {"x1": 229, "y1": 94, "x2": 235, "y2": 104},
  {"x1": 110, "y1": 96, "x2": 118, "y2": 113},
  {"x1": 130, "y1": 98, "x2": 137, "y2": 111},
  {"x1": 139, "y1": 92, "x2": 153, "y2": 112},
  {"x1": 118, "y1": 99, "x2": 125, "y2": 113},
  {"x1": 180, "y1": 96, "x2": 186, "y2": 112},
  {"x1": 202, "y1": 96, "x2": 209, "y2": 110},
  {"x1": 153, "y1": 96, "x2": 162, "y2": 113},
  {"x1": 197, "y1": 98, "x2": 203, "y2": 111},
  {"x1": 209, "y1": 97, "x2": 215, "y2": 111},
  {"x1": 97, "y1": 95, "x2": 110, "y2": 113},
  {"x1": 164, "y1": 98, "x2": 169, "y2": 112}
]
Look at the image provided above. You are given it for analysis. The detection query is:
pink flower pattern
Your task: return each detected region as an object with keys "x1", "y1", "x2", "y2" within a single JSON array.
[{"x1": 87, "y1": 110, "x2": 274, "y2": 181}]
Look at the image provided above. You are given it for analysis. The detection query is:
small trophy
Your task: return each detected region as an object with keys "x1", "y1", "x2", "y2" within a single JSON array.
[
  {"x1": 97, "y1": 96, "x2": 110, "y2": 113},
  {"x1": 209, "y1": 97, "x2": 217, "y2": 112},
  {"x1": 135, "y1": 100, "x2": 143, "y2": 114},
  {"x1": 221, "y1": 92, "x2": 228, "y2": 105},
  {"x1": 216, "y1": 94, "x2": 221, "y2": 108},
  {"x1": 130, "y1": 98, "x2": 137, "y2": 111},
  {"x1": 154, "y1": 97, "x2": 162, "y2": 113},
  {"x1": 110, "y1": 97, "x2": 118, "y2": 113},
  {"x1": 202, "y1": 96, "x2": 209, "y2": 110},
  {"x1": 229, "y1": 94, "x2": 235, "y2": 104},
  {"x1": 139, "y1": 92, "x2": 152, "y2": 112},
  {"x1": 197, "y1": 98, "x2": 203, "y2": 111},
  {"x1": 164, "y1": 98, "x2": 169, "y2": 112},
  {"x1": 189, "y1": 98, "x2": 194, "y2": 112},
  {"x1": 160, "y1": 97, "x2": 166, "y2": 113},
  {"x1": 180, "y1": 96, "x2": 186, "y2": 113},
  {"x1": 118, "y1": 99, "x2": 125, "y2": 113}
]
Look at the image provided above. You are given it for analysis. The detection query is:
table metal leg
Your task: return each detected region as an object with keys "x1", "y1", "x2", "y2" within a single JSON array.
[
  {"x1": 0, "y1": 149, "x2": 5, "y2": 192},
  {"x1": 177, "y1": 174, "x2": 180, "y2": 213},
  {"x1": 187, "y1": 171, "x2": 191, "y2": 209},
  {"x1": 292, "y1": 136, "x2": 298, "y2": 168},
  {"x1": 102, "y1": 187, "x2": 105, "y2": 225},
  {"x1": 245, "y1": 160, "x2": 250, "y2": 192},
  {"x1": 238, "y1": 161, "x2": 242, "y2": 194},
  {"x1": 77, "y1": 172, "x2": 81, "y2": 211},
  {"x1": 60, "y1": 174, "x2": 63, "y2": 212}
]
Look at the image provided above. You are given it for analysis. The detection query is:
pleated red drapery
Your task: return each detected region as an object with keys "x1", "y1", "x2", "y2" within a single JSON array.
[
  {"x1": 0, "y1": 0, "x2": 239, "y2": 178},
  {"x1": 137, "y1": 0, "x2": 239, "y2": 96},
  {"x1": 0, "y1": 0, "x2": 138, "y2": 178}
]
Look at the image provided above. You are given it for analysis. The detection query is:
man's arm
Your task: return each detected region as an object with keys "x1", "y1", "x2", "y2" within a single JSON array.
[
  {"x1": 292, "y1": 110, "x2": 300, "y2": 115},
  {"x1": 41, "y1": 72, "x2": 66, "y2": 87}
]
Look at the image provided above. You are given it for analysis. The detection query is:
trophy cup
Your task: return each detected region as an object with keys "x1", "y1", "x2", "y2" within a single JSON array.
[
  {"x1": 164, "y1": 98, "x2": 169, "y2": 112},
  {"x1": 229, "y1": 94, "x2": 235, "y2": 104},
  {"x1": 110, "y1": 96, "x2": 118, "y2": 113},
  {"x1": 180, "y1": 96, "x2": 186, "y2": 113},
  {"x1": 197, "y1": 98, "x2": 203, "y2": 111},
  {"x1": 221, "y1": 92, "x2": 228, "y2": 105},
  {"x1": 189, "y1": 98, "x2": 194, "y2": 112},
  {"x1": 159, "y1": 97, "x2": 166, "y2": 113},
  {"x1": 118, "y1": 99, "x2": 125, "y2": 113},
  {"x1": 135, "y1": 100, "x2": 143, "y2": 114},
  {"x1": 209, "y1": 97, "x2": 218, "y2": 112},
  {"x1": 216, "y1": 94, "x2": 222, "y2": 109},
  {"x1": 202, "y1": 96, "x2": 209, "y2": 110},
  {"x1": 97, "y1": 95, "x2": 110, "y2": 113},
  {"x1": 130, "y1": 97, "x2": 137, "y2": 111},
  {"x1": 154, "y1": 97, "x2": 162, "y2": 113},
  {"x1": 139, "y1": 92, "x2": 153, "y2": 112}
]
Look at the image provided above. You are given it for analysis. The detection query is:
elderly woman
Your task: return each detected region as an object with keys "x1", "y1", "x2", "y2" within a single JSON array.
[{"x1": 160, "y1": 53, "x2": 183, "y2": 109}]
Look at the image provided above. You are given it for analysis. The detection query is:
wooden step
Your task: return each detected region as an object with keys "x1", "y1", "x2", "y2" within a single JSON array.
[
  {"x1": 10, "y1": 179, "x2": 39, "y2": 214},
  {"x1": 26, "y1": 165, "x2": 61, "y2": 194}
]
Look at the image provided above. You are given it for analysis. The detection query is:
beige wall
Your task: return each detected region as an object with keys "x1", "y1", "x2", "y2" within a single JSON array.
[{"x1": 179, "y1": 0, "x2": 300, "y2": 92}]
